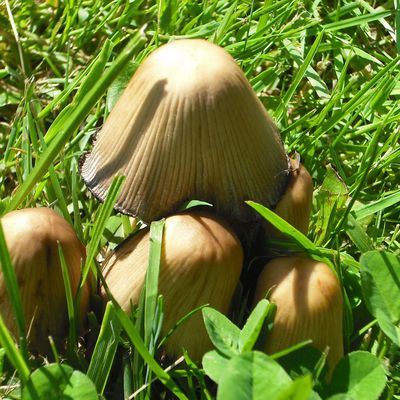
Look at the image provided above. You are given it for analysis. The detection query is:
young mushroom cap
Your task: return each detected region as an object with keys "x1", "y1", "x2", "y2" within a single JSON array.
[
  {"x1": 264, "y1": 158, "x2": 313, "y2": 238},
  {"x1": 81, "y1": 39, "x2": 289, "y2": 223},
  {"x1": 253, "y1": 256, "x2": 343, "y2": 370},
  {"x1": 0, "y1": 208, "x2": 90, "y2": 354},
  {"x1": 102, "y1": 210, "x2": 243, "y2": 361}
]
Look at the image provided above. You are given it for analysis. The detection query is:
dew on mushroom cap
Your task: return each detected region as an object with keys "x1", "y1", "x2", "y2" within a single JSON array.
[{"x1": 81, "y1": 39, "x2": 289, "y2": 223}]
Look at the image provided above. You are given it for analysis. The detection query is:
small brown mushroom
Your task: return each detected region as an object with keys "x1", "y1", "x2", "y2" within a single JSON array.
[
  {"x1": 101, "y1": 210, "x2": 243, "y2": 361},
  {"x1": 0, "y1": 208, "x2": 90, "y2": 354},
  {"x1": 264, "y1": 158, "x2": 313, "y2": 238},
  {"x1": 81, "y1": 39, "x2": 289, "y2": 224},
  {"x1": 253, "y1": 256, "x2": 343, "y2": 370}
]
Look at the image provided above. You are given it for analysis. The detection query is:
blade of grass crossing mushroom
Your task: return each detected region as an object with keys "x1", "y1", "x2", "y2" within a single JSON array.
[
  {"x1": 5, "y1": 28, "x2": 146, "y2": 213},
  {"x1": 58, "y1": 243, "x2": 77, "y2": 361},
  {"x1": 0, "y1": 316, "x2": 30, "y2": 384},
  {"x1": 36, "y1": 128, "x2": 74, "y2": 227},
  {"x1": 144, "y1": 219, "x2": 165, "y2": 352},
  {"x1": 0, "y1": 222, "x2": 28, "y2": 364},
  {"x1": 87, "y1": 301, "x2": 122, "y2": 394},
  {"x1": 112, "y1": 303, "x2": 188, "y2": 400},
  {"x1": 246, "y1": 201, "x2": 319, "y2": 253},
  {"x1": 80, "y1": 175, "x2": 125, "y2": 288}
]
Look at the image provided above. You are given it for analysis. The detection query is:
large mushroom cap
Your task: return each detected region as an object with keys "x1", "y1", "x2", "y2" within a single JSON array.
[
  {"x1": 81, "y1": 39, "x2": 288, "y2": 223},
  {"x1": 102, "y1": 210, "x2": 243, "y2": 360}
]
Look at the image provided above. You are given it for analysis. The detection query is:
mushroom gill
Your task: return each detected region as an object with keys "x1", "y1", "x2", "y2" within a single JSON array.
[
  {"x1": 81, "y1": 39, "x2": 289, "y2": 223},
  {"x1": 101, "y1": 210, "x2": 243, "y2": 361}
]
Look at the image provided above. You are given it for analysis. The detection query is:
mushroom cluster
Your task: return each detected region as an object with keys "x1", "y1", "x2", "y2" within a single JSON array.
[{"x1": 80, "y1": 39, "x2": 343, "y2": 367}]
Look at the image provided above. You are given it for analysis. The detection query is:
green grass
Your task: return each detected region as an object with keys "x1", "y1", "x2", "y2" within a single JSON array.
[{"x1": 0, "y1": 0, "x2": 399, "y2": 398}]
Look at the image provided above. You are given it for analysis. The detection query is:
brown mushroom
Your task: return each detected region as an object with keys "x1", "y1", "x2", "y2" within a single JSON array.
[
  {"x1": 101, "y1": 210, "x2": 243, "y2": 361},
  {"x1": 0, "y1": 208, "x2": 90, "y2": 354},
  {"x1": 81, "y1": 39, "x2": 289, "y2": 224},
  {"x1": 264, "y1": 158, "x2": 313, "y2": 238},
  {"x1": 253, "y1": 256, "x2": 343, "y2": 370}
]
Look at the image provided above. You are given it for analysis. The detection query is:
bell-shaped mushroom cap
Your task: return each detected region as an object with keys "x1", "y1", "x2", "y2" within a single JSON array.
[
  {"x1": 81, "y1": 39, "x2": 289, "y2": 223},
  {"x1": 102, "y1": 210, "x2": 243, "y2": 361},
  {"x1": 0, "y1": 208, "x2": 90, "y2": 354},
  {"x1": 253, "y1": 256, "x2": 343, "y2": 370}
]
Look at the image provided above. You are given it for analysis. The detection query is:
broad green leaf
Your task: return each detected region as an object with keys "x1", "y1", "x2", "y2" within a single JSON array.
[
  {"x1": 23, "y1": 364, "x2": 98, "y2": 400},
  {"x1": 327, "y1": 395, "x2": 354, "y2": 400},
  {"x1": 278, "y1": 346, "x2": 326, "y2": 381},
  {"x1": 329, "y1": 351, "x2": 387, "y2": 400},
  {"x1": 202, "y1": 307, "x2": 240, "y2": 357},
  {"x1": 217, "y1": 351, "x2": 292, "y2": 400},
  {"x1": 360, "y1": 251, "x2": 400, "y2": 345},
  {"x1": 276, "y1": 374, "x2": 314, "y2": 400},
  {"x1": 239, "y1": 299, "x2": 273, "y2": 353},
  {"x1": 202, "y1": 350, "x2": 230, "y2": 383}
]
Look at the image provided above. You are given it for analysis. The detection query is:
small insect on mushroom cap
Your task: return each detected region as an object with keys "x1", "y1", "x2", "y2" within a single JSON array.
[
  {"x1": 0, "y1": 207, "x2": 89, "y2": 354},
  {"x1": 81, "y1": 39, "x2": 289, "y2": 224}
]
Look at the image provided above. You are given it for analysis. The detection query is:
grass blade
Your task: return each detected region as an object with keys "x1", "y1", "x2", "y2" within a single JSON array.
[
  {"x1": 144, "y1": 220, "x2": 165, "y2": 351},
  {"x1": 57, "y1": 243, "x2": 77, "y2": 361},
  {"x1": 274, "y1": 30, "x2": 324, "y2": 122},
  {"x1": 246, "y1": 201, "x2": 319, "y2": 253},
  {"x1": 0, "y1": 316, "x2": 30, "y2": 383},
  {"x1": 87, "y1": 302, "x2": 122, "y2": 394},
  {"x1": 6, "y1": 28, "x2": 146, "y2": 213},
  {"x1": 81, "y1": 175, "x2": 125, "y2": 288},
  {"x1": 113, "y1": 303, "x2": 188, "y2": 400},
  {"x1": 0, "y1": 222, "x2": 28, "y2": 363}
]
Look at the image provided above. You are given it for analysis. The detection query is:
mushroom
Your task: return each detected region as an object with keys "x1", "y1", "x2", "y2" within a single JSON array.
[
  {"x1": 264, "y1": 157, "x2": 313, "y2": 238},
  {"x1": 0, "y1": 208, "x2": 90, "y2": 354},
  {"x1": 253, "y1": 256, "x2": 343, "y2": 370},
  {"x1": 81, "y1": 39, "x2": 289, "y2": 224},
  {"x1": 101, "y1": 210, "x2": 243, "y2": 361}
]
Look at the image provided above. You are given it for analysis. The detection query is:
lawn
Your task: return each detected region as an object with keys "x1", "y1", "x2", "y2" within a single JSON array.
[{"x1": 0, "y1": 0, "x2": 400, "y2": 399}]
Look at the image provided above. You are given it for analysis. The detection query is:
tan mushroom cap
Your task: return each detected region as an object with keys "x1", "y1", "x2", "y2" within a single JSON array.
[
  {"x1": 253, "y1": 256, "x2": 343, "y2": 371},
  {"x1": 81, "y1": 39, "x2": 289, "y2": 223},
  {"x1": 102, "y1": 210, "x2": 243, "y2": 361},
  {"x1": 0, "y1": 208, "x2": 90, "y2": 354}
]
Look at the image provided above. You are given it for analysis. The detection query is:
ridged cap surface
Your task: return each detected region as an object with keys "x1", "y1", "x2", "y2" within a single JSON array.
[
  {"x1": 102, "y1": 210, "x2": 243, "y2": 360},
  {"x1": 81, "y1": 39, "x2": 288, "y2": 223}
]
